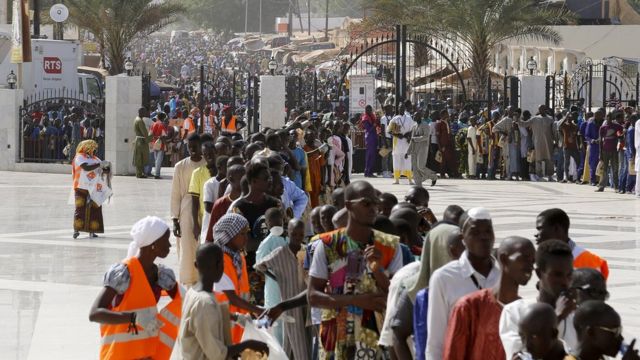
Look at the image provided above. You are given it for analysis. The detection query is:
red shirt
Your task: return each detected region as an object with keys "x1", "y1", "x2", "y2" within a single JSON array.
[
  {"x1": 206, "y1": 195, "x2": 234, "y2": 242},
  {"x1": 443, "y1": 288, "x2": 506, "y2": 360},
  {"x1": 150, "y1": 121, "x2": 168, "y2": 150}
]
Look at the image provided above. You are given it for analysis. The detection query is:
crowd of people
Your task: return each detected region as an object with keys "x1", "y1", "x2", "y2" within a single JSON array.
[
  {"x1": 79, "y1": 96, "x2": 640, "y2": 359},
  {"x1": 361, "y1": 100, "x2": 640, "y2": 195}
]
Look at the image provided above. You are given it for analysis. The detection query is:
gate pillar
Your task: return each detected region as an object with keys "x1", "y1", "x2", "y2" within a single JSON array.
[
  {"x1": 0, "y1": 88, "x2": 24, "y2": 171},
  {"x1": 105, "y1": 75, "x2": 142, "y2": 176}
]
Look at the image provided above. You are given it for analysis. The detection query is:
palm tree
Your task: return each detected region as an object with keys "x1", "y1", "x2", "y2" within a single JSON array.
[
  {"x1": 66, "y1": 0, "x2": 184, "y2": 75},
  {"x1": 366, "y1": 0, "x2": 573, "y2": 95}
]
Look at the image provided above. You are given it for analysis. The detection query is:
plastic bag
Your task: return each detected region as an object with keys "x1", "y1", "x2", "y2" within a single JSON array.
[
  {"x1": 89, "y1": 172, "x2": 113, "y2": 206},
  {"x1": 240, "y1": 320, "x2": 289, "y2": 360}
]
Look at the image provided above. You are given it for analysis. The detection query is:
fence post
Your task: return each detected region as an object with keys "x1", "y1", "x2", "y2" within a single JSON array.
[
  {"x1": 588, "y1": 64, "x2": 593, "y2": 112},
  {"x1": 313, "y1": 72, "x2": 318, "y2": 112},
  {"x1": 394, "y1": 25, "x2": 401, "y2": 113},
  {"x1": 602, "y1": 64, "x2": 607, "y2": 109},
  {"x1": 401, "y1": 25, "x2": 407, "y2": 103},
  {"x1": 487, "y1": 76, "x2": 492, "y2": 111},
  {"x1": 199, "y1": 65, "x2": 204, "y2": 134}
]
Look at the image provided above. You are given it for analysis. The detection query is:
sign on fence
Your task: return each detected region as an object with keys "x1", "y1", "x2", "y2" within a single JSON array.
[{"x1": 349, "y1": 75, "x2": 375, "y2": 117}]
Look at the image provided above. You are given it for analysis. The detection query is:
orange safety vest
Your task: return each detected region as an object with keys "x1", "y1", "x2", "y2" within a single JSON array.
[
  {"x1": 218, "y1": 252, "x2": 250, "y2": 344},
  {"x1": 99, "y1": 257, "x2": 182, "y2": 360},
  {"x1": 156, "y1": 286, "x2": 183, "y2": 360},
  {"x1": 220, "y1": 116, "x2": 237, "y2": 134},
  {"x1": 573, "y1": 245, "x2": 610, "y2": 280}
]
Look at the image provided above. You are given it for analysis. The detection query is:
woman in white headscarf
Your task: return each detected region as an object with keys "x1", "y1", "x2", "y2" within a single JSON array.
[{"x1": 89, "y1": 216, "x2": 181, "y2": 360}]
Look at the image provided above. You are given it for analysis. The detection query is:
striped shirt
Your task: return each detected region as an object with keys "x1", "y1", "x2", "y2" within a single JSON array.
[{"x1": 255, "y1": 245, "x2": 310, "y2": 360}]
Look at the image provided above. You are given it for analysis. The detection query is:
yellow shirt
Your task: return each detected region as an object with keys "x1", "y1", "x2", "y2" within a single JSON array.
[{"x1": 188, "y1": 165, "x2": 212, "y2": 222}]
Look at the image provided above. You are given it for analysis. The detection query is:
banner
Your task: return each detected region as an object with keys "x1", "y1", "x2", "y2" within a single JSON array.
[
  {"x1": 10, "y1": 0, "x2": 21, "y2": 63},
  {"x1": 11, "y1": 0, "x2": 31, "y2": 63}
]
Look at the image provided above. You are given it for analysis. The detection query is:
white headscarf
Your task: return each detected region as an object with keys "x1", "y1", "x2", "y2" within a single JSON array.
[
  {"x1": 464, "y1": 207, "x2": 492, "y2": 227},
  {"x1": 127, "y1": 216, "x2": 170, "y2": 257}
]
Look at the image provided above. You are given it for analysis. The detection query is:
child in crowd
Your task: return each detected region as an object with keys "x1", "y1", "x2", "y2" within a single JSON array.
[
  {"x1": 206, "y1": 165, "x2": 245, "y2": 242},
  {"x1": 202, "y1": 155, "x2": 229, "y2": 238}
]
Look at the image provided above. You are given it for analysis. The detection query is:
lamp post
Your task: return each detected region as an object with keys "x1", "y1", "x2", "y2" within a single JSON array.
[
  {"x1": 526, "y1": 56, "x2": 537, "y2": 76},
  {"x1": 268, "y1": 57, "x2": 277, "y2": 76},
  {"x1": 124, "y1": 58, "x2": 134, "y2": 76},
  {"x1": 7, "y1": 70, "x2": 17, "y2": 89}
]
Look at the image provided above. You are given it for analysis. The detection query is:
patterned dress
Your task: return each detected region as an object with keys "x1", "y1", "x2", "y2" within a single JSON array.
[{"x1": 316, "y1": 229, "x2": 399, "y2": 360}]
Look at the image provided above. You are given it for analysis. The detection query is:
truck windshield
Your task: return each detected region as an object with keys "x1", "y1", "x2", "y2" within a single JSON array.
[{"x1": 86, "y1": 78, "x2": 102, "y2": 100}]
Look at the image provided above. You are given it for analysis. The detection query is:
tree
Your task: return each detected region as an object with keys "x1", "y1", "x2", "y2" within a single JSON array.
[
  {"x1": 66, "y1": 0, "x2": 184, "y2": 75},
  {"x1": 366, "y1": 0, "x2": 573, "y2": 95}
]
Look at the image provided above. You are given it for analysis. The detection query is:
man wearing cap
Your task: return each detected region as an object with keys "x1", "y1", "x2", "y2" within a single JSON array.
[{"x1": 426, "y1": 207, "x2": 501, "y2": 360}]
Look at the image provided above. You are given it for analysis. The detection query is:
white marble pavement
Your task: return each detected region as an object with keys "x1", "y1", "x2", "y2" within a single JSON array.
[{"x1": 0, "y1": 170, "x2": 638, "y2": 359}]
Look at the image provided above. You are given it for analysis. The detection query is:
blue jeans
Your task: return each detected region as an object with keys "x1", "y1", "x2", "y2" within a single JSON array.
[
  {"x1": 144, "y1": 151, "x2": 154, "y2": 176},
  {"x1": 554, "y1": 147, "x2": 564, "y2": 181},
  {"x1": 153, "y1": 150, "x2": 164, "y2": 178}
]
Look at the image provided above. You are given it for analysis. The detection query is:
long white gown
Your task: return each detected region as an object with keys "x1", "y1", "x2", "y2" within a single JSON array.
[{"x1": 388, "y1": 111, "x2": 414, "y2": 180}]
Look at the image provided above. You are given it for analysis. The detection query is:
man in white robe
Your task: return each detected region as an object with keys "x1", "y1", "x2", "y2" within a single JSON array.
[
  {"x1": 171, "y1": 134, "x2": 206, "y2": 286},
  {"x1": 387, "y1": 102, "x2": 414, "y2": 184}
]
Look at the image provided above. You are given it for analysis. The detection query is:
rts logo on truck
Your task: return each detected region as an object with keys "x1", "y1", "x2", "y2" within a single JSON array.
[{"x1": 43, "y1": 57, "x2": 62, "y2": 74}]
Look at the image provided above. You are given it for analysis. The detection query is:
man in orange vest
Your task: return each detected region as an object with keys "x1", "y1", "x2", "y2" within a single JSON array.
[
  {"x1": 89, "y1": 216, "x2": 182, "y2": 360},
  {"x1": 179, "y1": 242, "x2": 269, "y2": 359},
  {"x1": 535, "y1": 208, "x2": 609, "y2": 280},
  {"x1": 219, "y1": 105, "x2": 245, "y2": 135}
]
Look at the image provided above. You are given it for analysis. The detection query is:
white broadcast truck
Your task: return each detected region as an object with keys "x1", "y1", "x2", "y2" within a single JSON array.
[{"x1": 0, "y1": 38, "x2": 103, "y2": 102}]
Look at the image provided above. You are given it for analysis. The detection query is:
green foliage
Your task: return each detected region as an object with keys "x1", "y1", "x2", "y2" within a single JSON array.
[
  {"x1": 366, "y1": 0, "x2": 573, "y2": 93},
  {"x1": 65, "y1": 0, "x2": 185, "y2": 75}
]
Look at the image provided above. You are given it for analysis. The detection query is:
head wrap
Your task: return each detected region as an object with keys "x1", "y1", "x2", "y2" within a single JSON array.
[
  {"x1": 76, "y1": 140, "x2": 99, "y2": 156},
  {"x1": 213, "y1": 214, "x2": 249, "y2": 246},
  {"x1": 213, "y1": 214, "x2": 249, "y2": 279},
  {"x1": 127, "y1": 216, "x2": 170, "y2": 257},
  {"x1": 464, "y1": 207, "x2": 492, "y2": 227}
]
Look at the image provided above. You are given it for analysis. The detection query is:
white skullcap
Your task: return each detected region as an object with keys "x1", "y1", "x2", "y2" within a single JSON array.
[
  {"x1": 127, "y1": 216, "x2": 170, "y2": 257},
  {"x1": 467, "y1": 207, "x2": 492, "y2": 221}
]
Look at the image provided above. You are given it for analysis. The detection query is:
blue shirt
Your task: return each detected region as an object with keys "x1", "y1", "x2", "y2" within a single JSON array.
[
  {"x1": 281, "y1": 176, "x2": 308, "y2": 219},
  {"x1": 255, "y1": 233, "x2": 288, "y2": 308},
  {"x1": 413, "y1": 288, "x2": 429, "y2": 360},
  {"x1": 626, "y1": 126, "x2": 635, "y2": 158},
  {"x1": 291, "y1": 147, "x2": 306, "y2": 189}
]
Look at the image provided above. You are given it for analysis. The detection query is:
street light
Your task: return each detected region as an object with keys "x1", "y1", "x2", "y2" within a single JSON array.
[
  {"x1": 268, "y1": 57, "x2": 277, "y2": 75},
  {"x1": 124, "y1": 58, "x2": 134, "y2": 76},
  {"x1": 527, "y1": 56, "x2": 537, "y2": 76},
  {"x1": 7, "y1": 70, "x2": 17, "y2": 89}
]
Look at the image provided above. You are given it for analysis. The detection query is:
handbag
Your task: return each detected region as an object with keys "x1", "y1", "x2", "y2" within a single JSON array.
[
  {"x1": 153, "y1": 138, "x2": 163, "y2": 151},
  {"x1": 378, "y1": 147, "x2": 391, "y2": 158},
  {"x1": 435, "y1": 150, "x2": 443, "y2": 163},
  {"x1": 596, "y1": 160, "x2": 604, "y2": 178}
]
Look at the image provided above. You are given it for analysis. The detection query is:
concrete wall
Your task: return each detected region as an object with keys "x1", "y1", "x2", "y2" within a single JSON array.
[
  {"x1": 0, "y1": 88, "x2": 23, "y2": 171},
  {"x1": 503, "y1": 25, "x2": 640, "y2": 61},
  {"x1": 519, "y1": 76, "x2": 547, "y2": 114},
  {"x1": 105, "y1": 75, "x2": 141, "y2": 176},
  {"x1": 259, "y1": 75, "x2": 286, "y2": 130}
]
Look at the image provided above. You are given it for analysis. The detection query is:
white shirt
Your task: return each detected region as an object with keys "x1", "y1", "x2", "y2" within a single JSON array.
[
  {"x1": 426, "y1": 251, "x2": 501, "y2": 360},
  {"x1": 467, "y1": 125, "x2": 478, "y2": 149},
  {"x1": 201, "y1": 177, "x2": 221, "y2": 239},
  {"x1": 380, "y1": 115, "x2": 393, "y2": 139},
  {"x1": 499, "y1": 298, "x2": 577, "y2": 360},
  {"x1": 378, "y1": 261, "x2": 421, "y2": 346},
  {"x1": 429, "y1": 121, "x2": 438, "y2": 144}
]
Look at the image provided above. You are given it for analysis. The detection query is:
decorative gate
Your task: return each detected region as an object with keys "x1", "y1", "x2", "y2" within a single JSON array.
[
  {"x1": 19, "y1": 89, "x2": 106, "y2": 163},
  {"x1": 564, "y1": 57, "x2": 639, "y2": 111},
  {"x1": 337, "y1": 25, "x2": 469, "y2": 114},
  {"x1": 503, "y1": 75, "x2": 521, "y2": 108}
]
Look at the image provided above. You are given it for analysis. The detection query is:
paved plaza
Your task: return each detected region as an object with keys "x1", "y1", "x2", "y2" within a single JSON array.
[{"x1": 1, "y1": 170, "x2": 639, "y2": 359}]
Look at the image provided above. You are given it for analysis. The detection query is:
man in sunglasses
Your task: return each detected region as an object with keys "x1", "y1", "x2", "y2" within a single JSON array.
[
  {"x1": 568, "y1": 301, "x2": 639, "y2": 360},
  {"x1": 307, "y1": 180, "x2": 403, "y2": 360}
]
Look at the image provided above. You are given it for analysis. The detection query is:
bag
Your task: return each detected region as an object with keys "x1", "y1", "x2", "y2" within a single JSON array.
[
  {"x1": 89, "y1": 173, "x2": 113, "y2": 206},
  {"x1": 153, "y1": 138, "x2": 163, "y2": 151},
  {"x1": 630, "y1": 159, "x2": 637, "y2": 176},
  {"x1": 378, "y1": 147, "x2": 391, "y2": 158},
  {"x1": 527, "y1": 149, "x2": 535, "y2": 163},
  {"x1": 240, "y1": 320, "x2": 289, "y2": 360},
  {"x1": 596, "y1": 160, "x2": 604, "y2": 178},
  {"x1": 62, "y1": 143, "x2": 70, "y2": 157},
  {"x1": 435, "y1": 150, "x2": 443, "y2": 163}
]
